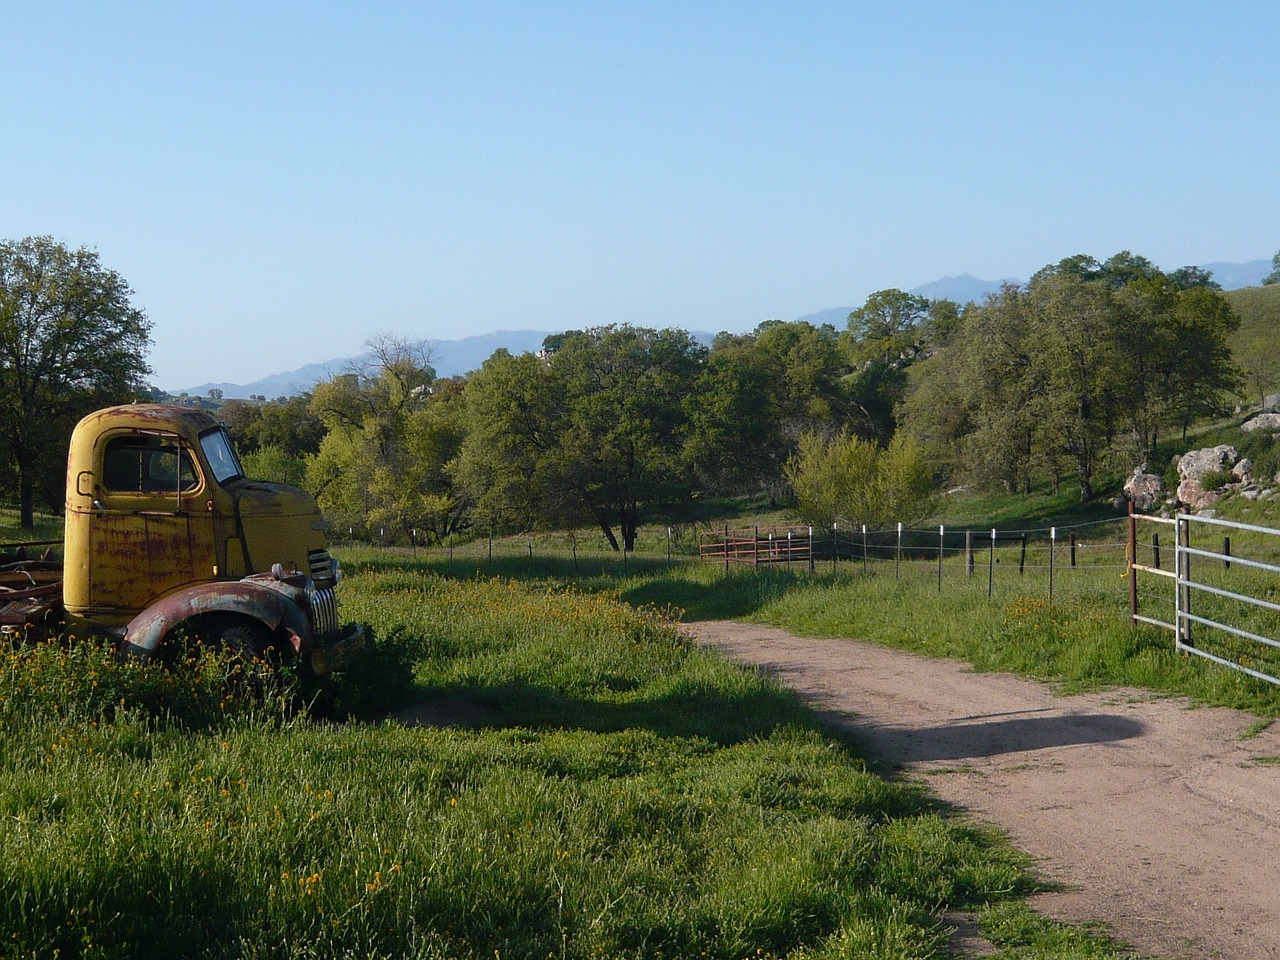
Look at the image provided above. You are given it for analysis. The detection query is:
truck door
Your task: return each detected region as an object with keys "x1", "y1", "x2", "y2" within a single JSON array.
[{"x1": 88, "y1": 432, "x2": 218, "y2": 616}]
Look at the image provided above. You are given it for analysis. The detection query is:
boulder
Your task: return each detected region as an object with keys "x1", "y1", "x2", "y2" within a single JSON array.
[
  {"x1": 1176, "y1": 444, "x2": 1239, "y2": 480},
  {"x1": 1177, "y1": 478, "x2": 1222, "y2": 511},
  {"x1": 1123, "y1": 468, "x2": 1164, "y2": 513},
  {"x1": 1232, "y1": 458, "x2": 1254, "y2": 480},
  {"x1": 1263, "y1": 394, "x2": 1280, "y2": 413},
  {"x1": 1241, "y1": 413, "x2": 1280, "y2": 433}
]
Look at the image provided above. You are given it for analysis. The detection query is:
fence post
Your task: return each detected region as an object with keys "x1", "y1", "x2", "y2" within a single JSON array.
[
  {"x1": 667, "y1": 527, "x2": 672, "y2": 568},
  {"x1": 896, "y1": 522, "x2": 902, "y2": 580},
  {"x1": 966, "y1": 530, "x2": 974, "y2": 577},
  {"x1": 787, "y1": 530, "x2": 793, "y2": 569},
  {"x1": 862, "y1": 524, "x2": 868, "y2": 575},
  {"x1": 1070, "y1": 533, "x2": 1077, "y2": 568},
  {"x1": 724, "y1": 524, "x2": 729, "y2": 573},
  {"x1": 1049, "y1": 526, "x2": 1056, "y2": 600},
  {"x1": 1019, "y1": 534, "x2": 1027, "y2": 575},
  {"x1": 1223, "y1": 536, "x2": 1231, "y2": 570},
  {"x1": 832, "y1": 522, "x2": 838, "y2": 573},
  {"x1": 754, "y1": 526, "x2": 760, "y2": 567},
  {"x1": 1128, "y1": 502, "x2": 1138, "y2": 624},
  {"x1": 809, "y1": 526, "x2": 814, "y2": 574},
  {"x1": 988, "y1": 528, "x2": 996, "y2": 597},
  {"x1": 1152, "y1": 532, "x2": 1160, "y2": 570},
  {"x1": 938, "y1": 525, "x2": 944, "y2": 593}
]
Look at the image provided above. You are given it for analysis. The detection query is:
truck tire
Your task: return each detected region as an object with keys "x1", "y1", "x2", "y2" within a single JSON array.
[{"x1": 209, "y1": 617, "x2": 272, "y2": 662}]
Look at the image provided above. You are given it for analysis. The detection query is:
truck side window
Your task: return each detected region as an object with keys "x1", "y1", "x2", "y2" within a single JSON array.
[{"x1": 103, "y1": 437, "x2": 199, "y2": 493}]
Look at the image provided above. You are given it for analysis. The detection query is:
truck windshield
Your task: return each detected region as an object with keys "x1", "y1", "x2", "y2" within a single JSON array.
[{"x1": 200, "y1": 428, "x2": 245, "y2": 484}]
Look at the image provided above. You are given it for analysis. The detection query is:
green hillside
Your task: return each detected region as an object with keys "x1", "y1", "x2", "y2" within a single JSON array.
[{"x1": 1226, "y1": 284, "x2": 1280, "y2": 406}]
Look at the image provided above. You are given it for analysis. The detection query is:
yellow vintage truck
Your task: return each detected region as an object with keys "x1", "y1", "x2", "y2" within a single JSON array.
[{"x1": 0, "y1": 404, "x2": 362, "y2": 671}]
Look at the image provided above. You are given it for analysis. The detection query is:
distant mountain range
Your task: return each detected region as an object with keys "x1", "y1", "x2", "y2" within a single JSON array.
[
  {"x1": 175, "y1": 330, "x2": 554, "y2": 401},
  {"x1": 170, "y1": 259, "x2": 1275, "y2": 399}
]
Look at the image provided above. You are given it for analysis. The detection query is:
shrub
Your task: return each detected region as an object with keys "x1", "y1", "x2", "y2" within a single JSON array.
[{"x1": 1200, "y1": 468, "x2": 1230, "y2": 492}]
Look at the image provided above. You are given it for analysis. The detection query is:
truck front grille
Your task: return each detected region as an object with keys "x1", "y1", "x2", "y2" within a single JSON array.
[
  {"x1": 308, "y1": 584, "x2": 340, "y2": 640},
  {"x1": 308, "y1": 549, "x2": 335, "y2": 584}
]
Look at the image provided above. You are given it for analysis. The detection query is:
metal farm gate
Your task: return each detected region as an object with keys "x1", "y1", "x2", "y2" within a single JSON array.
[{"x1": 1130, "y1": 511, "x2": 1280, "y2": 687}]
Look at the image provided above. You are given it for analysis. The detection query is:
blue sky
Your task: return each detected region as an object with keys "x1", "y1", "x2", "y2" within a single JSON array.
[{"x1": 4, "y1": 2, "x2": 1278, "y2": 388}]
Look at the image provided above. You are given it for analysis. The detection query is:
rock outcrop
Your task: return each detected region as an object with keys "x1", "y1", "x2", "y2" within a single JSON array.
[
  {"x1": 1177, "y1": 445, "x2": 1238, "y2": 481},
  {"x1": 1241, "y1": 412, "x2": 1280, "y2": 434},
  {"x1": 1123, "y1": 468, "x2": 1164, "y2": 513}
]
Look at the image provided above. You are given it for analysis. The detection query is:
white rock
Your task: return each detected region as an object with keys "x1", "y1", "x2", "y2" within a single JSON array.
[
  {"x1": 1176, "y1": 445, "x2": 1239, "y2": 481},
  {"x1": 1242, "y1": 413, "x2": 1280, "y2": 433}
]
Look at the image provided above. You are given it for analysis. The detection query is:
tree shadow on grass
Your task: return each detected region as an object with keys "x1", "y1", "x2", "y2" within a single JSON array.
[
  {"x1": 389, "y1": 674, "x2": 817, "y2": 746},
  {"x1": 620, "y1": 571, "x2": 802, "y2": 621}
]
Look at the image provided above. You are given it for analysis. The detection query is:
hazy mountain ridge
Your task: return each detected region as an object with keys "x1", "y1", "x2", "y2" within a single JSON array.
[{"x1": 170, "y1": 259, "x2": 1275, "y2": 399}]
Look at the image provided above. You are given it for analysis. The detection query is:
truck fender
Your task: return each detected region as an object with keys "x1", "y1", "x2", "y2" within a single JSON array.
[{"x1": 122, "y1": 579, "x2": 310, "y2": 659}]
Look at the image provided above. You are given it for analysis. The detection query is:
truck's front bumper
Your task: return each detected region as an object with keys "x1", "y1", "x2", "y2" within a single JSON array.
[{"x1": 308, "y1": 622, "x2": 366, "y2": 675}]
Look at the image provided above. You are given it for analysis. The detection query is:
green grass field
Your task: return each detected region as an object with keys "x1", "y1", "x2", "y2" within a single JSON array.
[
  {"x1": 7, "y1": 476, "x2": 1280, "y2": 957},
  {"x1": 0, "y1": 556, "x2": 1147, "y2": 959}
]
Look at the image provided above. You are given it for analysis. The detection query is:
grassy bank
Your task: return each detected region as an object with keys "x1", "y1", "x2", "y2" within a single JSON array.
[
  {"x1": 0, "y1": 563, "x2": 1138, "y2": 959},
  {"x1": 360, "y1": 518, "x2": 1280, "y2": 718}
]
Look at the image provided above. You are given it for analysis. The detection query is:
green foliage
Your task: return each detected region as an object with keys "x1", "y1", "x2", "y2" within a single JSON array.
[
  {"x1": 845, "y1": 288, "x2": 931, "y2": 365},
  {"x1": 219, "y1": 395, "x2": 325, "y2": 460},
  {"x1": 0, "y1": 236, "x2": 152, "y2": 526},
  {"x1": 1226, "y1": 283, "x2": 1280, "y2": 404},
  {"x1": 901, "y1": 253, "x2": 1241, "y2": 502},
  {"x1": 307, "y1": 337, "x2": 465, "y2": 542},
  {"x1": 240, "y1": 444, "x2": 307, "y2": 487},
  {"x1": 785, "y1": 431, "x2": 934, "y2": 529},
  {"x1": 455, "y1": 326, "x2": 705, "y2": 551},
  {"x1": 1199, "y1": 468, "x2": 1230, "y2": 492},
  {"x1": 1264, "y1": 249, "x2": 1280, "y2": 285}
]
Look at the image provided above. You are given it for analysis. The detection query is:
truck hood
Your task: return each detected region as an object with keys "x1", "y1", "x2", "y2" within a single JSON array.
[{"x1": 224, "y1": 478, "x2": 324, "y2": 522}]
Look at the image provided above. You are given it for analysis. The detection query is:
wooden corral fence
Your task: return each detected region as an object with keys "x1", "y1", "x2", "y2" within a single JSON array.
[{"x1": 699, "y1": 526, "x2": 816, "y2": 570}]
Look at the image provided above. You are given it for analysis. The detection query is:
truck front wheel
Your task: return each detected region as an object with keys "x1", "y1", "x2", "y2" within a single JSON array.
[{"x1": 210, "y1": 617, "x2": 272, "y2": 662}]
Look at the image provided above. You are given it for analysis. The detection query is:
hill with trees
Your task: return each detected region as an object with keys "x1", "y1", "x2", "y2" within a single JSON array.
[{"x1": 4, "y1": 232, "x2": 1278, "y2": 542}]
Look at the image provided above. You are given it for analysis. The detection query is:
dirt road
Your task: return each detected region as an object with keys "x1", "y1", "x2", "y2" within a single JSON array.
[{"x1": 683, "y1": 621, "x2": 1280, "y2": 960}]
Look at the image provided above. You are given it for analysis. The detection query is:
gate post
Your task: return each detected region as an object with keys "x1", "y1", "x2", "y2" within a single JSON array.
[
  {"x1": 1128, "y1": 501, "x2": 1138, "y2": 624},
  {"x1": 1180, "y1": 516, "x2": 1193, "y2": 648}
]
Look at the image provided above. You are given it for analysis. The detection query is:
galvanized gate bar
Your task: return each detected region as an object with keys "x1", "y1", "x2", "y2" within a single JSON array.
[
  {"x1": 1182, "y1": 577, "x2": 1280, "y2": 616},
  {"x1": 1178, "y1": 612, "x2": 1280, "y2": 652},
  {"x1": 1131, "y1": 511, "x2": 1280, "y2": 688}
]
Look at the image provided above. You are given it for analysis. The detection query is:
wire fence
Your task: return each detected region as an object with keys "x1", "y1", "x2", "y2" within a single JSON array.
[
  {"x1": 336, "y1": 514, "x2": 1137, "y2": 602},
  {"x1": 697, "y1": 516, "x2": 1133, "y2": 597}
]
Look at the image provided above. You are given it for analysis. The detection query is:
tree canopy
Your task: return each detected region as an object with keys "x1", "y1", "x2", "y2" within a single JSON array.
[
  {"x1": 901, "y1": 254, "x2": 1240, "y2": 501},
  {"x1": 455, "y1": 325, "x2": 705, "y2": 551},
  {"x1": 0, "y1": 236, "x2": 152, "y2": 526}
]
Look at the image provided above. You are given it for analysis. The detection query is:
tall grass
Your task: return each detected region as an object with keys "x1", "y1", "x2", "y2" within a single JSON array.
[
  {"x1": 0, "y1": 564, "x2": 1140, "y2": 959},
  {"x1": 366, "y1": 512, "x2": 1280, "y2": 717}
]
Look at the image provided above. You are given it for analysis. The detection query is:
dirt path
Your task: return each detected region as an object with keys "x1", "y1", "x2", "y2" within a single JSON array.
[{"x1": 683, "y1": 621, "x2": 1280, "y2": 960}]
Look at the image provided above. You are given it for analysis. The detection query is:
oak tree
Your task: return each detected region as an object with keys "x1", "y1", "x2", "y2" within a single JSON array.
[{"x1": 0, "y1": 237, "x2": 152, "y2": 526}]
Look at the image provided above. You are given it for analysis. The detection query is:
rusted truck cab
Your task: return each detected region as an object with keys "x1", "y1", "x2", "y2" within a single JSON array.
[{"x1": 63, "y1": 404, "x2": 361, "y2": 671}]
